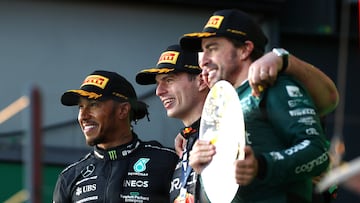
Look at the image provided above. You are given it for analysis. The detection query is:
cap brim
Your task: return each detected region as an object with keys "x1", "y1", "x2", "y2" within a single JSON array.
[
  {"x1": 61, "y1": 91, "x2": 81, "y2": 106},
  {"x1": 180, "y1": 32, "x2": 217, "y2": 51},
  {"x1": 61, "y1": 90, "x2": 102, "y2": 106},
  {"x1": 136, "y1": 68, "x2": 176, "y2": 85},
  {"x1": 136, "y1": 72, "x2": 157, "y2": 85}
]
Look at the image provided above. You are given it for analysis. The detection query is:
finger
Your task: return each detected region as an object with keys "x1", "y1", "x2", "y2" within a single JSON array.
[
  {"x1": 251, "y1": 82, "x2": 267, "y2": 96},
  {"x1": 248, "y1": 65, "x2": 261, "y2": 86},
  {"x1": 175, "y1": 146, "x2": 182, "y2": 157},
  {"x1": 259, "y1": 70, "x2": 268, "y2": 80},
  {"x1": 249, "y1": 72, "x2": 264, "y2": 96},
  {"x1": 250, "y1": 79, "x2": 260, "y2": 96},
  {"x1": 190, "y1": 141, "x2": 215, "y2": 156},
  {"x1": 197, "y1": 139, "x2": 211, "y2": 144},
  {"x1": 267, "y1": 66, "x2": 279, "y2": 85},
  {"x1": 251, "y1": 88, "x2": 259, "y2": 97},
  {"x1": 235, "y1": 174, "x2": 253, "y2": 186},
  {"x1": 174, "y1": 133, "x2": 185, "y2": 157},
  {"x1": 189, "y1": 150, "x2": 214, "y2": 168}
]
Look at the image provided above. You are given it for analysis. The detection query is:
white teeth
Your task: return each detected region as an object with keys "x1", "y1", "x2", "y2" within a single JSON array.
[
  {"x1": 208, "y1": 70, "x2": 217, "y2": 79},
  {"x1": 163, "y1": 98, "x2": 174, "y2": 106},
  {"x1": 84, "y1": 125, "x2": 96, "y2": 130}
]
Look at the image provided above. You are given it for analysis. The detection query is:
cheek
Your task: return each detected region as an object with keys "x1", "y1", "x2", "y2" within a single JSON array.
[
  {"x1": 92, "y1": 110, "x2": 110, "y2": 124},
  {"x1": 78, "y1": 110, "x2": 87, "y2": 124}
]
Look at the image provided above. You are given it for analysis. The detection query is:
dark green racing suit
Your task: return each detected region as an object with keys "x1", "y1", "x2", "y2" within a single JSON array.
[{"x1": 231, "y1": 75, "x2": 330, "y2": 203}]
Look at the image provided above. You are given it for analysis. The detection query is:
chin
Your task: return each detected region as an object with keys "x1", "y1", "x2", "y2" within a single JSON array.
[
  {"x1": 167, "y1": 112, "x2": 174, "y2": 118},
  {"x1": 167, "y1": 111, "x2": 178, "y2": 119},
  {"x1": 86, "y1": 136, "x2": 103, "y2": 146},
  {"x1": 86, "y1": 140, "x2": 96, "y2": 146}
]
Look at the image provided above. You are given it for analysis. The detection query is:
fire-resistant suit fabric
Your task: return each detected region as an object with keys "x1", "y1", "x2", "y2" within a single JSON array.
[
  {"x1": 232, "y1": 74, "x2": 330, "y2": 203},
  {"x1": 53, "y1": 133, "x2": 178, "y2": 203},
  {"x1": 169, "y1": 119, "x2": 210, "y2": 203}
]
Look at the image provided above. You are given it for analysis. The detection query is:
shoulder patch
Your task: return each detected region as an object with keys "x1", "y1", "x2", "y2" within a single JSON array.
[{"x1": 286, "y1": 85, "x2": 303, "y2": 97}]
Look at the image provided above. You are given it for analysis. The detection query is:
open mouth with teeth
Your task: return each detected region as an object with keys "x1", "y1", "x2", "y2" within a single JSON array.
[
  {"x1": 82, "y1": 123, "x2": 98, "y2": 134},
  {"x1": 162, "y1": 98, "x2": 175, "y2": 109}
]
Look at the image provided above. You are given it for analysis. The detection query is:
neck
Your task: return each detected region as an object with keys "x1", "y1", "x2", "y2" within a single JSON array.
[
  {"x1": 183, "y1": 115, "x2": 201, "y2": 127},
  {"x1": 182, "y1": 98, "x2": 205, "y2": 127},
  {"x1": 97, "y1": 129, "x2": 133, "y2": 150},
  {"x1": 232, "y1": 64, "x2": 250, "y2": 88}
]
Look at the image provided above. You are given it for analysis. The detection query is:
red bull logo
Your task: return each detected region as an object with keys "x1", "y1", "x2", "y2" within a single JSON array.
[{"x1": 81, "y1": 75, "x2": 109, "y2": 89}]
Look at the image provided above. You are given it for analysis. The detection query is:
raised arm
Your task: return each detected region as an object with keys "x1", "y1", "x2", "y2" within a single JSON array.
[{"x1": 248, "y1": 51, "x2": 339, "y2": 116}]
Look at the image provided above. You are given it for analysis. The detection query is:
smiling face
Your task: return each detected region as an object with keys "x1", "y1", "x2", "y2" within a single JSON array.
[
  {"x1": 155, "y1": 72, "x2": 206, "y2": 126},
  {"x1": 77, "y1": 97, "x2": 129, "y2": 148},
  {"x1": 199, "y1": 37, "x2": 249, "y2": 88}
]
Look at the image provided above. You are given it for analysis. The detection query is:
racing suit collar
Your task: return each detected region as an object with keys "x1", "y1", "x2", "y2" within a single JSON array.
[
  {"x1": 180, "y1": 118, "x2": 200, "y2": 140},
  {"x1": 93, "y1": 133, "x2": 140, "y2": 160}
]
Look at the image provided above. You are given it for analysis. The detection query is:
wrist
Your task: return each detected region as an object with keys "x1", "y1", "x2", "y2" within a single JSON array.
[{"x1": 272, "y1": 48, "x2": 289, "y2": 73}]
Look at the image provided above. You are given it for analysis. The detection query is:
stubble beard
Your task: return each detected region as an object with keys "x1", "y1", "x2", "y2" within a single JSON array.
[
  {"x1": 85, "y1": 103, "x2": 117, "y2": 147},
  {"x1": 86, "y1": 136, "x2": 105, "y2": 146}
]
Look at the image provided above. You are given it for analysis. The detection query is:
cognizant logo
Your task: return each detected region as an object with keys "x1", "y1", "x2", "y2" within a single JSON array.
[{"x1": 295, "y1": 152, "x2": 328, "y2": 174}]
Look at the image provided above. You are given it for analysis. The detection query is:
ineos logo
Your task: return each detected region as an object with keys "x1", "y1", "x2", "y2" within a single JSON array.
[{"x1": 81, "y1": 164, "x2": 95, "y2": 178}]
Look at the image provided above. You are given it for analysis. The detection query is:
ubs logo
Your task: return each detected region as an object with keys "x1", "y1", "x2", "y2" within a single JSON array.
[
  {"x1": 76, "y1": 184, "x2": 97, "y2": 196},
  {"x1": 81, "y1": 164, "x2": 95, "y2": 178}
]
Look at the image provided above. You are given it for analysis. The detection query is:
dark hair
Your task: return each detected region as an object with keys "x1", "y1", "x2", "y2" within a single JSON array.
[
  {"x1": 131, "y1": 101, "x2": 149, "y2": 123},
  {"x1": 228, "y1": 38, "x2": 264, "y2": 61},
  {"x1": 114, "y1": 99, "x2": 149, "y2": 123},
  {"x1": 187, "y1": 73, "x2": 199, "y2": 81}
]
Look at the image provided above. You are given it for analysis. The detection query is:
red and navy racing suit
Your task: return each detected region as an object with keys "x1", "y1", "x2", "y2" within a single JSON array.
[
  {"x1": 170, "y1": 119, "x2": 210, "y2": 203},
  {"x1": 53, "y1": 133, "x2": 178, "y2": 203}
]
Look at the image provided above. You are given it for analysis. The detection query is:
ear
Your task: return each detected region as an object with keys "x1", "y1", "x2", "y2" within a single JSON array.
[
  {"x1": 239, "y1": 40, "x2": 254, "y2": 60},
  {"x1": 117, "y1": 102, "x2": 131, "y2": 120}
]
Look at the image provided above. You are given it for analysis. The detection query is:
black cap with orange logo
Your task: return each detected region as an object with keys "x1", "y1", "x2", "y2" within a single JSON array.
[
  {"x1": 180, "y1": 9, "x2": 268, "y2": 53},
  {"x1": 135, "y1": 44, "x2": 201, "y2": 85},
  {"x1": 61, "y1": 70, "x2": 148, "y2": 121}
]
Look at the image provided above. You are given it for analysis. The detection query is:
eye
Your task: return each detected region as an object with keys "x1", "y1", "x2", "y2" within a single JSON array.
[
  {"x1": 204, "y1": 43, "x2": 218, "y2": 53},
  {"x1": 208, "y1": 45, "x2": 217, "y2": 52},
  {"x1": 164, "y1": 76, "x2": 175, "y2": 84},
  {"x1": 89, "y1": 100, "x2": 100, "y2": 107},
  {"x1": 166, "y1": 78, "x2": 173, "y2": 83}
]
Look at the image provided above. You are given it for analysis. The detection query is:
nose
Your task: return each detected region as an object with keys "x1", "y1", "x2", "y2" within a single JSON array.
[
  {"x1": 198, "y1": 51, "x2": 209, "y2": 69},
  {"x1": 78, "y1": 106, "x2": 90, "y2": 122},
  {"x1": 155, "y1": 82, "x2": 167, "y2": 97}
]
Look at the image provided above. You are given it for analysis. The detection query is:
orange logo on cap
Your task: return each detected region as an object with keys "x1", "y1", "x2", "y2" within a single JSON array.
[
  {"x1": 204, "y1": 15, "x2": 224, "y2": 29},
  {"x1": 81, "y1": 75, "x2": 109, "y2": 89},
  {"x1": 157, "y1": 51, "x2": 179, "y2": 65}
]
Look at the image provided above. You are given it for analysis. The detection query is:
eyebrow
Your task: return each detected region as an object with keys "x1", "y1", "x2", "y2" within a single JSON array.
[
  {"x1": 156, "y1": 74, "x2": 172, "y2": 83},
  {"x1": 203, "y1": 41, "x2": 218, "y2": 50},
  {"x1": 161, "y1": 72, "x2": 179, "y2": 79}
]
